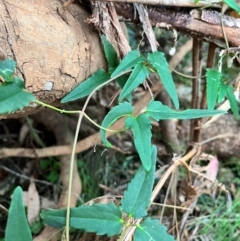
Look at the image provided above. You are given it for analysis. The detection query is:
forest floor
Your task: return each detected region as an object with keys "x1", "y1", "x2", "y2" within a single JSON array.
[{"x1": 1, "y1": 89, "x2": 240, "y2": 240}]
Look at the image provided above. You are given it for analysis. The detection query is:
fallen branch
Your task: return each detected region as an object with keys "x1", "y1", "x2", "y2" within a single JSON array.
[
  {"x1": 115, "y1": 4, "x2": 240, "y2": 47},
  {"x1": 92, "y1": 0, "x2": 221, "y2": 7}
]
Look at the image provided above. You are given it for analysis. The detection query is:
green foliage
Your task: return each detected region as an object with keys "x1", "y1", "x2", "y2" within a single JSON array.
[
  {"x1": 226, "y1": 86, "x2": 239, "y2": 119},
  {"x1": 224, "y1": 0, "x2": 240, "y2": 14},
  {"x1": 40, "y1": 158, "x2": 60, "y2": 183},
  {"x1": 0, "y1": 59, "x2": 35, "y2": 115},
  {"x1": 41, "y1": 203, "x2": 123, "y2": 237},
  {"x1": 101, "y1": 35, "x2": 119, "y2": 70},
  {"x1": 134, "y1": 218, "x2": 175, "y2": 241},
  {"x1": 206, "y1": 68, "x2": 221, "y2": 110},
  {"x1": 119, "y1": 61, "x2": 149, "y2": 101},
  {"x1": 205, "y1": 68, "x2": 239, "y2": 117},
  {"x1": 62, "y1": 38, "x2": 144, "y2": 104},
  {"x1": 199, "y1": 197, "x2": 240, "y2": 241},
  {"x1": 61, "y1": 69, "x2": 110, "y2": 103},
  {"x1": 5, "y1": 187, "x2": 32, "y2": 241},
  {"x1": 218, "y1": 81, "x2": 228, "y2": 103},
  {"x1": 147, "y1": 51, "x2": 179, "y2": 109},
  {"x1": 60, "y1": 42, "x2": 179, "y2": 109},
  {"x1": 111, "y1": 50, "x2": 143, "y2": 77},
  {"x1": 77, "y1": 158, "x2": 101, "y2": 202},
  {"x1": 40, "y1": 146, "x2": 175, "y2": 240},
  {"x1": 30, "y1": 220, "x2": 44, "y2": 235},
  {"x1": 101, "y1": 35, "x2": 131, "y2": 90},
  {"x1": 146, "y1": 100, "x2": 226, "y2": 120},
  {"x1": 125, "y1": 114, "x2": 152, "y2": 171},
  {"x1": 100, "y1": 102, "x2": 134, "y2": 147},
  {"x1": 121, "y1": 146, "x2": 156, "y2": 218},
  {"x1": 0, "y1": 78, "x2": 35, "y2": 114},
  {"x1": 3, "y1": 34, "x2": 233, "y2": 241},
  {"x1": 115, "y1": 74, "x2": 129, "y2": 90},
  {"x1": 0, "y1": 58, "x2": 15, "y2": 83}
]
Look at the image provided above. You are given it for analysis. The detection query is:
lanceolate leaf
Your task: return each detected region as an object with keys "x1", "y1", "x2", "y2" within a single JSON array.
[
  {"x1": 218, "y1": 81, "x2": 228, "y2": 103},
  {"x1": 146, "y1": 100, "x2": 226, "y2": 121},
  {"x1": 125, "y1": 114, "x2": 152, "y2": 171},
  {"x1": 134, "y1": 218, "x2": 175, "y2": 241},
  {"x1": 226, "y1": 86, "x2": 239, "y2": 119},
  {"x1": 0, "y1": 81, "x2": 35, "y2": 114},
  {"x1": 119, "y1": 62, "x2": 149, "y2": 101},
  {"x1": 115, "y1": 74, "x2": 128, "y2": 89},
  {"x1": 111, "y1": 50, "x2": 144, "y2": 78},
  {"x1": 0, "y1": 58, "x2": 15, "y2": 83},
  {"x1": 100, "y1": 102, "x2": 134, "y2": 147},
  {"x1": 5, "y1": 187, "x2": 32, "y2": 241},
  {"x1": 224, "y1": 0, "x2": 240, "y2": 14},
  {"x1": 41, "y1": 203, "x2": 123, "y2": 237},
  {"x1": 115, "y1": 74, "x2": 132, "y2": 101},
  {"x1": 147, "y1": 51, "x2": 179, "y2": 109},
  {"x1": 101, "y1": 35, "x2": 119, "y2": 69},
  {"x1": 122, "y1": 146, "x2": 157, "y2": 218},
  {"x1": 61, "y1": 69, "x2": 110, "y2": 103},
  {"x1": 206, "y1": 69, "x2": 221, "y2": 110}
]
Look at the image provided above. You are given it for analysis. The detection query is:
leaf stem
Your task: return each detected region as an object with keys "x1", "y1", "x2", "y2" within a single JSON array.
[
  {"x1": 169, "y1": 66, "x2": 205, "y2": 79},
  {"x1": 117, "y1": 217, "x2": 136, "y2": 241},
  {"x1": 34, "y1": 99, "x2": 125, "y2": 133}
]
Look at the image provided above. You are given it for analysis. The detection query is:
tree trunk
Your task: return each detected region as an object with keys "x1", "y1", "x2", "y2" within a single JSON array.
[{"x1": 0, "y1": 0, "x2": 106, "y2": 118}]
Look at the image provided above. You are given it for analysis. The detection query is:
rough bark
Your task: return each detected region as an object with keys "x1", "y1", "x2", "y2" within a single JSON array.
[{"x1": 0, "y1": 0, "x2": 106, "y2": 118}]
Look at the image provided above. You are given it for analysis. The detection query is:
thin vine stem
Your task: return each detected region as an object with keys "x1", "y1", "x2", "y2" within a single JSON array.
[
  {"x1": 65, "y1": 69, "x2": 132, "y2": 241},
  {"x1": 35, "y1": 100, "x2": 124, "y2": 133},
  {"x1": 169, "y1": 66, "x2": 205, "y2": 79}
]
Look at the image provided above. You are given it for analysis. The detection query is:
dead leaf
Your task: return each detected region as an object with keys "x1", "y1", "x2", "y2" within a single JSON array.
[
  {"x1": 41, "y1": 197, "x2": 57, "y2": 210},
  {"x1": 206, "y1": 156, "x2": 219, "y2": 182},
  {"x1": 26, "y1": 178, "x2": 40, "y2": 224}
]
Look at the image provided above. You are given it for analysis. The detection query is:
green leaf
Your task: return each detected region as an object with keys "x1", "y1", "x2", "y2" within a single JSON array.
[
  {"x1": 101, "y1": 35, "x2": 119, "y2": 69},
  {"x1": 115, "y1": 74, "x2": 132, "y2": 101},
  {"x1": 218, "y1": 81, "x2": 228, "y2": 103},
  {"x1": 0, "y1": 58, "x2": 15, "y2": 82},
  {"x1": 122, "y1": 146, "x2": 157, "y2": 218},
  {"x1": 125, "y1": 114, "x2": 152, "y2": 171},
  {"x1": 115, "y1": 74, "x2": 128, "y2": 89},
  {"x1": 147, "y1": 51, "x2": 179, "y2": 109},
  {"x1": 100, "y1": 102, "x2": 134, "y2": 147},
  {"x1": 111, "y1": 50, "x2": 144, "y2": 78},
  {"x1": 226, "y1": 86, "x2": 239, "y2": 119},
  {"x1": 119, "y1": 62, "x2": 149, "y2": 101},
  {"x1": 61, "y1": 69, "x2": 110, "y2": 103},
  {"x1": 206, "y1": 69, "x2": 221, "y2": 110},
  {"x1": 0, "y1": 81, "x2": 35, "y2": 114},
  {"x1": 224, "y1": 0, "x2": 240, "y2": 14},
  {"x1": 134, "y1": 218, "x2": 175, "y2": 241},
  {"x1": 146, "y1": 100, "x2": 227, "y2": 121},
  {"x1": 5, "y1": 187, "x2": 32, "y2": 241},
  {"x1": 41, "y1": 203, "x2": 123, "y2": 237}
]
